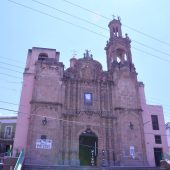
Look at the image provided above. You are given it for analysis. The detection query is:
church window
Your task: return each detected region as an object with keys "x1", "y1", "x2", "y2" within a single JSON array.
[{"x1": 84, "y1": 92, "x2": 92, "y2": 105}]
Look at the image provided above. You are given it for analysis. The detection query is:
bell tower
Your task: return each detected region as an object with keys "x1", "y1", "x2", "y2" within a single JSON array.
[{"x1": 105, "y1": 17, "x2": 132, "y2": 71}]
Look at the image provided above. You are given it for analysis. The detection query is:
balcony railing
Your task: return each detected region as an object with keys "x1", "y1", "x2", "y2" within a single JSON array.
[{"x1": 0, "y1": 132, "x2": 15, "y2": 140}]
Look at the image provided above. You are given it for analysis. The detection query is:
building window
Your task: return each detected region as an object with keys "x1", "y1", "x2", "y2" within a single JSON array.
[
  {"x1": 84, "y1": 92, "x2": 92, "y2": 105},
  {"x1": 155, "y1": 135, "x2": 162, "y2": 144},
  {"x1": 151, "y1": 115, "x2": 159, "y2": 130},
  {"x1": 4, "y1": 126, "x2": 13, "y2": 138}
]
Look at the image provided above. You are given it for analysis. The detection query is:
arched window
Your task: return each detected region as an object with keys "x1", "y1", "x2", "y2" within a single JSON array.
[
  {"x1": 116, "y1": 27, "x2": 119, "y2": 36},
  {"x1": 116, "y1": 48, "x2": 127, "y2": 62},
  {"x1": 124, "y1": 54, "x2": 128, "y2": 61},
  {"x1": 117, "y1": 57, "x2": 121, "y2": 63},
  {"x1": 38, "y1": 53, "x2": 48, "y2": 61}
]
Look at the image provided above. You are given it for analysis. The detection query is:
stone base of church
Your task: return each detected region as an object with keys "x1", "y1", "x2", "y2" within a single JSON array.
[
  {"x1": 59, "y1": 159, "x2": 80, "y2": 166},
  {"x1": 119, "y1": 160, "x2": 148, "y2": 166}
]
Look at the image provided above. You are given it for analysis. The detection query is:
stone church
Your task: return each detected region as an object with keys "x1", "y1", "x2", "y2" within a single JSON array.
[{"x1": 13, "y1": 18, "x2": 167, "y2": 167}]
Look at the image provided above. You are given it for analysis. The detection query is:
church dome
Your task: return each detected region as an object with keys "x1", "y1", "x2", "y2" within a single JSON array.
[{"x1": 65, "y1": 50, "x2": 102, "y2": 81}]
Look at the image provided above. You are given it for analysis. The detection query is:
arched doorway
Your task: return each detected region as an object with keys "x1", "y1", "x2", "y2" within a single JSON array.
[{"x1": 79, "y1": 128, "x2": 98, "y2": 166}]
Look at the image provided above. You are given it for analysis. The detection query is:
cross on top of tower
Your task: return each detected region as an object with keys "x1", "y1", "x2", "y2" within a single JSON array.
[
  {"x1": 112, "y1": 14, "x2": 121, "y2": 21},
  {"x1": 83, "y1": 50, "x2": 93, "y2": 60}
]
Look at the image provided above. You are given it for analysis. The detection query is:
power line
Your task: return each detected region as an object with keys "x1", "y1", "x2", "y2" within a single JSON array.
[
  {"x1": 0, "y1": 87, "x2": 18, "y2": 92},
  {"x1": 0, "y1": 78, "x2": 22, "y2": 84},
  {"x1": 31, "y1": 0, "x2": 107, "y2": 31},
  {"x1": 132, "y1": 40, "x2": 170, "y2": 58},
  {"x1": 0, "y1": 93, "x2": 170, "y2": 114},
  {"x1": 123, "y1": 23, "x2": 170, "y2": 47},
  {"x1": 0, "y1": 101, "x2": 27, "y2": 107},
  {"x1": 7, "y1": 0, "x2": 170, "y2": 65},
  {"x1": 3, "y1": 1, "x2": 170, "y2": 132},
  {"x1": 0, "y1": 61, "x2": 24, "y2": 69},
  {"x1": 61, "y1": 0, "x2": 110, "y2": 20},
  {"x1": 0, "y1": 107, "x2": 168, "y2": 128},
  {"x1": 0, "y1": 107, "x2": 18, "y2": 113},
  {"x1": 5, "y1": 1, "x2": 170, "y2": 120},
  {"x1": 0, "y1": 66, "x2": 23, "y2": 74},
  {"x1": 32, "y1": 0, "x2": 170, "y2": 58},
  {"x1": 61, "y1": 0, "x2": 170, "y2": 47},
  {"x1": 0, "y1": 72, "x2": 22, "y2": 79},
  {"x1": 133, "y1": 47, "x2": 170, "y2": 63},
  {"x1": 0, "y1": 56, "x2": 25, "y2": 64},
  {"x1": 0, "y1": 101, "x2": 19, "y2": 106},
  {"x1": 7, "y1": 0, "x2": 107, "y2": 38}
]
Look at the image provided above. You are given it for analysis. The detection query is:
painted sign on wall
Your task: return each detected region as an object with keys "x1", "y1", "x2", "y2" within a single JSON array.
[
  {"x1": 130, "y1": 146, "x2": 135, "y2": 159},
  {"x1": 36, "y1": 139, "x2": 52, "y2": 149}
]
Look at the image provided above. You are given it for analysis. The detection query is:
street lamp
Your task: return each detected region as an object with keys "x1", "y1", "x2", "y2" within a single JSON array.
[{"x1": 129, "y1": 122, "x2": 134, "y2": 129}]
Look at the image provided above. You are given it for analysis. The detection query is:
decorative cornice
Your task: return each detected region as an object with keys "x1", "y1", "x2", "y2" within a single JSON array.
[
  {"x1": 36, "y1": 59, "x2": 64, "y2": 67},
  {"x1": 62, "y1": 110, "x2": 116, "y2": 119},
  {"x1": 30, "y1": 100, "x2": 63, "y2": 107},
  {"x1": 114, "y1": 107, "x2": 143, "y2": 112},
  {"x1": 62, "y1": 78, "x2": 114, "y2": 86}
]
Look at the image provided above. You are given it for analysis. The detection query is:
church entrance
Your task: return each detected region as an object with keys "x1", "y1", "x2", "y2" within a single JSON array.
[{"x1": 79, "y1": 128, "x2": 98, "y2": 166}]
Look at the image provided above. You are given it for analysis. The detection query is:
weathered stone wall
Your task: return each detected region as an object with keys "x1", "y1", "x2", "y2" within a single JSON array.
[{"x1": 24, "y1": 54, "x2": 147, "y2": 166}]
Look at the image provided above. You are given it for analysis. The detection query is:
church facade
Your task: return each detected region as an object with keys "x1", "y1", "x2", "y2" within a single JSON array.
[{"x1": 13, "y1": 18, "x2": 168, "y2": 167}]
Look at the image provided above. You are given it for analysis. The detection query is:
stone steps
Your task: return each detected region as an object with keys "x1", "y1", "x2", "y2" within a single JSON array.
[{"x1": 22, "y1": 165, "x2": 167, "y2": 170}]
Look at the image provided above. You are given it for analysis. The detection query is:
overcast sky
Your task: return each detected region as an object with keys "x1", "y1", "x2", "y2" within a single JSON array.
[{"x1": 1, "y1": 0, "x2": 170, "y2": 123}]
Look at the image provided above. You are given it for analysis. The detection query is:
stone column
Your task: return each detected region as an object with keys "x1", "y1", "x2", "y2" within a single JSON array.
[
  {"x1": 105, "y1": 118, "x2": 110, "y2": 166},
  {"x1": 97, "y1": 137, "x2": 103, "y2": 167},
  {"x1": 77, "y1": 82, "x2": 81, "y2": 111},
  {"x1": 67, "y1": 81, "x2": 70, "y2": 109},
  {"x1": 70, "y1": 120, "x2": 80, "y2": 165},
  {"x1": 97, "y1": 82, "x2": 101, "y2": 111},
  {"x1": 76, "y1": 81, "x2": 78, "y2": 111},
  {"x1": 109, "y1": 83, "x2": 113, "y2": 111},
  {"x1": 63, "y1": 118, "x2": 69, "y2": 165},
  {"x1": 98, "y1": 119, "x2": 105, "y2": 167},
  {"x1": 58, "y1": 119, "x2": 63, "y2": 165},
  {"x1": 69, "y1": 82, "x2": 73, "y2": 109},
  {"x1": 115, "y1": 110, "x2": 122, "y2": 166},
  {"x1": 138, "y1": 109, "x2": 148, "y2": 165},
  {"x1": 106, "y1": 83, "x2": 110, "y2": 111},
  {"x1": 109, "y1": 119, "x2": 115, "y2": 166},
  {"x1": 100, "y1": 118, "x2": 109, "y2": 167}
]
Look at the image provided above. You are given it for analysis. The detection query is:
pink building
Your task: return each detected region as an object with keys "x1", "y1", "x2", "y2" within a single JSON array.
[
  {"x1": 139, "y1": 82, "x2": 168, "y2": 166},
  {"x1": 166, "y1": 123, "x2": 170, "y2": 153},
  {"x1": 13, "y1": 17, "x2": 168, "y2": 167}
]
